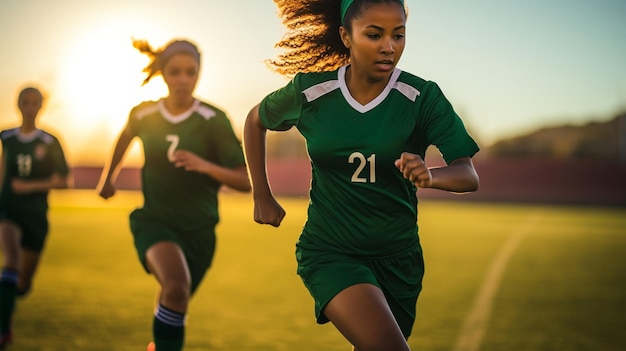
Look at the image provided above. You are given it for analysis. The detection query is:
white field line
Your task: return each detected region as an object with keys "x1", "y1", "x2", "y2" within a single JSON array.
[{"x1": 451, "y1": 212, "x2": 541, "y2": 351}]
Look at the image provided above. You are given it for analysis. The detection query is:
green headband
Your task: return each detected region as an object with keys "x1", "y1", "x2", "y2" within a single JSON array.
[
  {"x1": 340, "y1": 0, "x2": 354, "y2": 23},
  {"x1": 341, "y1": 0, "x2": 405, "y2": 23}
]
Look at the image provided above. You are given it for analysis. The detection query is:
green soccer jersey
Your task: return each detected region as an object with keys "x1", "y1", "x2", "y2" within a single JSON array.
[
  {"x1": 0, "y1": 128, "x2": 69, "y2": 213},
  {"x1": 128, "y1": 99, "x2": 245, "y2": 230},
  {"x1": 259, "y1": 66, "x2": 479, "y2": 256}
]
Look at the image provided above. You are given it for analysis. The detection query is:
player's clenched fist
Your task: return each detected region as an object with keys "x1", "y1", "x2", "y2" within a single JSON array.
[
  {"x1": 394, "y1": 152, "x2": 433, "y2": 188},
  {"x1": 253, "y1": 195, "x2": 286, "y2": 228},
  {"x1": 98, "y1": 180, "x2": 116, "y2": 199}
]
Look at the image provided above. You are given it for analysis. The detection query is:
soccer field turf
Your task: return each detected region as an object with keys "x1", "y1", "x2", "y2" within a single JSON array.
[{"x1": 6, "y1": 190, "x2": 626, "y2": 351}]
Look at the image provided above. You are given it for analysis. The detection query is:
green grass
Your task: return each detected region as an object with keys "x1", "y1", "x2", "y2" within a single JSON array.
[{"x1": 6, "y1": 190, "x2": 626, "y2": 350}]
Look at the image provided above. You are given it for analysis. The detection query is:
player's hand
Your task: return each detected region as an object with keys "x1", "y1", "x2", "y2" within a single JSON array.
[
  {"x1": 11, "y1": 179, "x2": 33, "y2": 194},
  {"x1": 395, "y1": 152, "x2": 433, "y2": 188},
  {"x1": 253, "y1": 196, "x2": 286, "y2": 227},
  {"x1": 172, "y1": 150, "x2": 210, "y2": 173},
  {"x1": 98, "y1": 181, "x2": 116, "y2": 199}
]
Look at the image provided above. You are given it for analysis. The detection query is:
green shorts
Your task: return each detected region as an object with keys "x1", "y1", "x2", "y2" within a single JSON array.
[
  {"x1": 129, "y1": 209, "x2": 217, "y2": 294},
  {"x1": 0, "y1": 208, "x2": 49, "y2": 252},
  {"x1": 295, "y1": 241, "x2": 425, "y2": 337}
]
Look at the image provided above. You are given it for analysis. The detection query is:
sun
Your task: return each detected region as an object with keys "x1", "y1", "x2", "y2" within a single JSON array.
[{"x1": 56, "y1": 20, "x2": 170, "y2": 165}]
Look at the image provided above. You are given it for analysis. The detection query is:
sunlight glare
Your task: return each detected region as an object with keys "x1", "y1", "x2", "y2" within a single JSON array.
[{"x1": 57, "y1": 20, "x2": 169, "y2": 165}]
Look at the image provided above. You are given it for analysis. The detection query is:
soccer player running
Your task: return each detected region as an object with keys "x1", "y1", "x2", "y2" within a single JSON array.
[
  {"x1": 97, "y1": 39, "x2": 250, "y2": 351},
  {"x1": 244, "y1": 0, "x2": 480, "y2": 350},
  {"x1": 0, "y1": 86, "x2": 72, "y2": 348}
]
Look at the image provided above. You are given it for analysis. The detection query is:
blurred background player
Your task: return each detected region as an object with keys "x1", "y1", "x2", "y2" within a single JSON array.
[
  {"x1": 97, "y1": 38, "x2": 250, "y2": 351},
  {"x1": 0, "y1": 86, "x2": 72, "y2": 348},
  {"x1": 243, "y1": 0, "x2": 479, "y2": 350}
]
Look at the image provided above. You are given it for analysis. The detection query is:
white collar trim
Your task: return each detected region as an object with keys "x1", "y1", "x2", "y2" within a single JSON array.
[
  {"x1": 158, "y1": 99, "x2": 200, "y2": 124},
  {"x1": 338, "y1": 65, "x2": 402, "y2": 113}
]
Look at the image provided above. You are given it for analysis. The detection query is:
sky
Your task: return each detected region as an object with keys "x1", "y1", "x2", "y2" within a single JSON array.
[{"x1": 1, "y1": 0, "x2": 625, "y2": 166}]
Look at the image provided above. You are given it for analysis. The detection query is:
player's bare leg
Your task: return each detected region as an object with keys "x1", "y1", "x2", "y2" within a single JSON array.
[
  {"x1": 0, "y1": 222, "x2": 21, "y2": 270},
  {"x1": 145, "y1": 241, "x2": 191, "y2": 351},
  {"x1": 17, "y1": 249, "x2": 41, "y2": 296},
  {"x1": 324, "y1": 283, "x2": 410, "y2": 351},
  {"x1": 0, "y1": 221, "x2": 22, "y2": 347},
  {"x1": 146, "y1": 241, "x2": 191, "y2": 312}
]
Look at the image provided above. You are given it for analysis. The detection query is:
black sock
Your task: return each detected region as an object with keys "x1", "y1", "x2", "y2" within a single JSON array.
[
  {"x1": 0, "y1": 269, "x2": 18, "y2": 335},
  {"x1": 153, "y1": 304, "x2": 185, "y2": 351}
]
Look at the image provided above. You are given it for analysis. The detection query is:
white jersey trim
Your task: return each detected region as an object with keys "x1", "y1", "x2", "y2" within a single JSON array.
[
  {"x1": 300, "y1": 67, "x2": 420, "y2": 112},
  {"x1": 303, "y1": 80, "x2": 341, "y2": 102},
  {"x1": 393, "y1": 81, "x2": 420, "y2": 102},
  {"x1": 338, "y1": 66, "x2": 402, "y2": 114},
  {"x1": 196, "y1": 104, "x2": 218, "y2": 120},
  {"x1": 134, "y1": 99, "x2": 217, "y2": 124},
  {"x1": 134, "y1": 103, "x2": 160, "y2": 121},
  {"x1": 17, "y1": 129, "x2": 52, "y2": 144},
  {"x1": 158, "y1": 99, "x2": 204, "y2": 124},
  {"x1": 0, "y1": 128, "x2": 19, "y2": 141}
]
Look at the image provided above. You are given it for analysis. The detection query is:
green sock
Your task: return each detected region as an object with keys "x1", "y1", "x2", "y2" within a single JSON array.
[
  {"x1": 153, "y1": 304, "x2": 185, "y2": 351},
  {"x1": 0, "y1": 269, "x2": 18, "y2": 335}
]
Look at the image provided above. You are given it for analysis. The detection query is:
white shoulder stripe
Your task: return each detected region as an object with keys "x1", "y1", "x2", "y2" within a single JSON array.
[
  {"x1": 40, "y1": 131, "x2": 54, "y2": 144},
  {"x1": 393, "y1": 81, "x2": 420, "y2": 102},
  {"x1": 14, "y1": 129, "x2": 49, "y2": 143},
  {"x1": 1, "y1": 128, "x2": 19, "y2": 140},
  {"x1": 197, "y1": 104, "x2": 217, "y2": 120},
  {"x1": 302, "y1": 80, "x2": 341, "y2": 102},
  {"x1": 134, "y1": 103, "x2": 159, "y2": 121}
]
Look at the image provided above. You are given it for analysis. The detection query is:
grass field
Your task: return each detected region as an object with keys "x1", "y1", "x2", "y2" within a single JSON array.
[{"x1": 5, "y1": 190, "x2": 626, "y2": 351}]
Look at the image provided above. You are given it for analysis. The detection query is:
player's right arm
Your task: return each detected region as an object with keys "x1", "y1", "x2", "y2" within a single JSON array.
[
  {"x1": 243, "y1": 104, "x2": 285, "y2": 227},
  {"x1": 97, "y1": 124, "x2": 135, "y2": 199},
  {"x1": 0, "y1": 149, "x2": 4, "y2": 191}
]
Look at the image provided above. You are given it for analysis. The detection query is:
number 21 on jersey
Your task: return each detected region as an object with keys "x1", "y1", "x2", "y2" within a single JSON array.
[{"x1": 349, "y1": 152, "x2": 376, "y2": 183}]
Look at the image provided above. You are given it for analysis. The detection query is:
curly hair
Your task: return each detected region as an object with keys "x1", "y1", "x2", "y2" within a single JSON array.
[{"x1": 268, "y1": 0, "x2": 406, "y2": 77}]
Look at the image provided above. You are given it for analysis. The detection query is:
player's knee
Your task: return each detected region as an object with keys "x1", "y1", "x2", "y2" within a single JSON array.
[
  {"x1": 352, "y1": 331, "x2": 410, "y2": 351},
  {"x1": 353, "y1": 340, "x2": 410, "y2": 351},
  {"x1": 161, "y1": 278, "x2": 190, "y2": 304},
  {"x1": 1, "y1": 251, "x2": 21, "y2": 268}
]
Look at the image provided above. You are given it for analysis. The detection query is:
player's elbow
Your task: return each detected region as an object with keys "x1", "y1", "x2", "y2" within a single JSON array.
[
  {"x1": 51, "y1": 173, "x2": 73, "y2": 189},
  {"x1": 238, "y1": 182, "x2": 252, "y2": 193}
]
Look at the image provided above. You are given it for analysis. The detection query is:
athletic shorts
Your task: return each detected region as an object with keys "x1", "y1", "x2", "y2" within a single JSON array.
[
  {"x1": 295, "y1": 242, "x2": 425, "y2": 338},
  {"x1": 0, "y1": 208, "x2": 49, "y2": 252},
  {"x1": 129, "y1": 209, "x2": 217, "y2": 294}
]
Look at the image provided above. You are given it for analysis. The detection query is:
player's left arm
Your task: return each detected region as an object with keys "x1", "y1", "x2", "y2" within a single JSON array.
[
  {"x1": 0, "y1": 149, "x2": 4, "y2": 190},
  {"x1": 11, "y1": 140, "x2": 72, "y2": 194},
  {"x1": 395, "y1": 153, "x2": 479, "y2": 193},
  {"x1": 11, "y1": 172, "x2": 71, "y2": 194},
  {"x1": 172, "y1": 150, "x2": 251, "y2": 192}
]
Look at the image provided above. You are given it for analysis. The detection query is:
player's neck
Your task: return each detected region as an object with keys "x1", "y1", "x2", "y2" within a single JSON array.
[
  {"x1": 163, "y1": 97, "x2": 195, "y2": 115},
  {"x1": 345, "y1": 66, "x2": 389, "y2": 105},
  {"x1": 20, "y1": 123, "x2": 37, "y2": 134}
]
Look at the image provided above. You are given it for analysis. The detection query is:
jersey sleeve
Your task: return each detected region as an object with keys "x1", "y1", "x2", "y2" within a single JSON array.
[
  {"x1": 49, "y1": 136, "x2": 70, "y2": 176},
  {"x1": 211, "y1": 113, "x2": 246, "y2": 169},
  {"x1": 258, "y1": 74, "x2": 305, "y2": 131},
  {"x1": 126, "y1": 104, "x2": 143, "y2": 136},
  {"x1": 420, "y1": 82, "x2": 480, "y2": 164}
]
